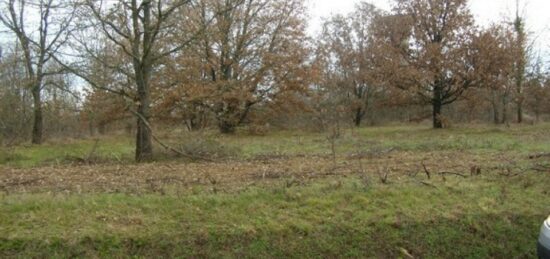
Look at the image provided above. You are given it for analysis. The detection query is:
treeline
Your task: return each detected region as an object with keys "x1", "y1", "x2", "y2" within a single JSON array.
[{"x1": 0, "y1": 0, "x2": 549, "y2": 161}]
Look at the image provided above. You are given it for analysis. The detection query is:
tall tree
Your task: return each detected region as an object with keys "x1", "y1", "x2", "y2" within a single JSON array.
[
  {"x1": 66, "y1": 0, "x2": 193, "y2": 161},
  {"x1": 512, "y1": 0, "x2": 527, "y2": 124},
  {"x1": 376, "y1": 0, "x2": 477, "y2": 128},
  {"x1": 470, "y1": 24, "x2": 515, "y2": 124},
  {"x1": 0, "y1": 0, "x2": 75, "y2": 144},
  {"x1": 524, "y1": 61, "x2": 548, "y2": 123},
  {"x1": 175, "y1": 0, "x2": 309, "y2": 134},
  {"x1": 317, "y1": 3, "x2": 383, "y2": 127}
]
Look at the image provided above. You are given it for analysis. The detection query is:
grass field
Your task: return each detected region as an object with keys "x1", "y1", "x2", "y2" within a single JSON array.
[{"x1": 1, "y1": 124, "x2": 549, "y2": 257}]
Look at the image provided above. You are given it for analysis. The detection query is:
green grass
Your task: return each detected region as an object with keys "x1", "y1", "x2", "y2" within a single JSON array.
[
  {"x1": 1, "y1": 124, "x2": 550, "y2": 257},
  {"x1": 3, "y1": 123, "x2": 550, "y2": 167},
  {"x1": 0, "y1": 137, "x2": 134, "y2": 168},
  {"x1": 1, "y1": 174, "x2": 548, "y2": 258},
  {"x1": 224, "y1": 123, "x2": 550, "y2": 157}
]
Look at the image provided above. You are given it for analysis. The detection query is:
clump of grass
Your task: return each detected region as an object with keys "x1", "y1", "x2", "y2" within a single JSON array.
[{"x1": 0, "y1": 149, "x2": 25, "y2": 164}]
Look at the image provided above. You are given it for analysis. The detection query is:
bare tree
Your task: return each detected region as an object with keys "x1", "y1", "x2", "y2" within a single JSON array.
[
  {"x1": 65, "y1": 0, "x2": 194, "y2": 161},
  {"x1": 512, "y1": 0, "x2": 527, "y2": 124},
  {"x1": 0, "y1": 44, "x2": 30, "y2": 142},
  {"x1": 0, "y1": 0, "x2": 76, "y2": 144}
]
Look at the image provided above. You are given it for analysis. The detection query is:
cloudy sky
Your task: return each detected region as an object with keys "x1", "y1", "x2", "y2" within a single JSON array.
[
  {"x1": 1, "y1": 0, "x2": 548, "y2": 61},
  {"x1": 308, "y1": 0, "x2": 550, "y2": 59}
]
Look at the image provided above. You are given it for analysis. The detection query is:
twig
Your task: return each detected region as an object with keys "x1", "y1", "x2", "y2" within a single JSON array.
[
  {"x1": 421, "y1": 162, "x2": 431, "y2": 179},
  {"x1": 377, "y1": 168, "x2": 390, "y2": 184},
  {"x1": 420, "y1": 181, "x2": 438, "y2": 189},
  {"x1": 438, "y1": 171, "x2": 468, "y2": 178}
]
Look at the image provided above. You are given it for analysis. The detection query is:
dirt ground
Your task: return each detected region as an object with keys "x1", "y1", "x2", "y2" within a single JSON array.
[{"x1": 0, "y1": 150, "x2": 538, "y2": 194}]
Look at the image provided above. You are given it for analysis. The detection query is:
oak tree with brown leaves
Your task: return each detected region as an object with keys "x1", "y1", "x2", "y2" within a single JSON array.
[
  {"x1": 317, "y1": 3, "x2": 384, "y2": 127},
  {"x1": 470, "y1": 24, "x2": 515, "y2": 124},
  {"x1": 376, "y1": 0, "x2": 478, "y2": 128},
  {"x1": 171, "y1": 0, "x2": 310, "y2": 134}
]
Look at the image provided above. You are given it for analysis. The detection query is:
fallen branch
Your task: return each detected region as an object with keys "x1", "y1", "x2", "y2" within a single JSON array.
[
  {"x1": 130, "y1": 109, "x2": 214, "y2": 162},
  {"x1": 498, "y1": 172, "x2": 520, "y2": 177},
  {"x1": 529, "y1": 153, "x2": 550, "y2": 159},
  {"x1": 438, "y1": 171, "x2": 468, "y2": 178},
  {"x1": 531, "y1": 164, "x2": 550, "y2": 172}
]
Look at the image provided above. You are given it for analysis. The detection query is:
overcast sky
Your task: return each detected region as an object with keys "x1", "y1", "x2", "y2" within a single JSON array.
[
  {"x1": 308, "y1": 0, "x2": 550, "y2": 60},
  {"x1": 1, "y1": 0, "x2": 548, "y2": 61}
]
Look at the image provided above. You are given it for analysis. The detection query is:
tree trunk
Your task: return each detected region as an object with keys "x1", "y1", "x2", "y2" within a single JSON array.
[
  {"x1": 517, "y1": 102, "x2": 523, "y2": 124},
  {"x1": 534, "y1": 97, "x2": 541, "y2": 123},
  {"x1": 492, "y1": 104, "x2": 500, "y2": 125},
  {"x1": 218, "y1": 119, "x2": 236, "y2": 134},
  {"x1": 31, "y1": 86, "x2": 43, "y2": 144},
  {"x1": 491, "y1": 92, "x2": 500, "y2": 124},
  {"x1": 134, "y1": 0, "x2": 154, "y2": 162},
  {"x1": 134, "y1": 66, "x2": 153, "y2": 162},
  {"x1": 514, "y1": 13, "x2": 525, "y2": 124},
  {"x1": 432, "y1": 85, "x2": 443, "y2": 129},
  {"x1": 135, "y1": 102, "x2": 153, "y2": 162},
  {"x1": 88, "y1": 112, "x2": 96, "y2": 136},
  {"x1": 216, "y1": 102, "x2": 249, "y2": 134},
  {"x1": 432, "y1": 101, "x2": 443, "y2": 129},
  {"x1": 353, "y1": 108, "x2": 363, "y2": 127},
  {"x1": 501, "y1": 92, "x2": 508, "y2": 125},
  {"x1": 98, "y1": 122, "x2": 106, "y2": 135}
]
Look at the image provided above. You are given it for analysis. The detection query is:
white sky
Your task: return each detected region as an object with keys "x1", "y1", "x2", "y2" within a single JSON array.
[
  {"x1": 307, "y1": 0, "x2": 550, "y2": 60},
  {"x1": 1, "y1": 0, "x2": 548, "y2": 61}
]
